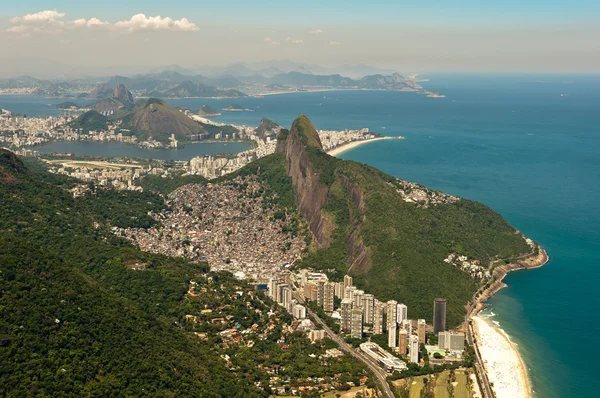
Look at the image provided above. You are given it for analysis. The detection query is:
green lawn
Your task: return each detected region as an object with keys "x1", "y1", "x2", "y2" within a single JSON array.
[{"x1": 393, "y1": 369, "x2": 473, "y2": 398}]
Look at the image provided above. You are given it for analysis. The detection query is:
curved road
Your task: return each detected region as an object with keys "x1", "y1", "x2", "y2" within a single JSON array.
[{"x1": 296, "y1": 292, "x2": 395, "y2": 398}]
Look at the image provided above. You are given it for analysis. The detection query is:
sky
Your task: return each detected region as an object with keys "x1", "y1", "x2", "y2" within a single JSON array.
[{"x1": 0, "y1": 0, "x2": 599, "y2": 77}]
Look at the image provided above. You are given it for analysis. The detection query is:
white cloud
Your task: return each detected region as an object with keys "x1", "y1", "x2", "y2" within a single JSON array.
[
  {"x1": 6, "y1": 10, "x2": 197, "y2": 34},
  {"x1": 73, "y1": 18, "x2": 109, "y2": 28},
  {"x1": 114, "y1": 14, "x2": 199, "y2": 32},
  {"x1": 309, "y1": 29, "x2": 324, "y2": 35},
  {"x1": 10, "y1": 10, "x2": 65, "y2": 25},
  {"x1": 292, "y1": 39, "x2": 304, "y2": 44},
  {"x1": 329, "y1": 41, "x2": 341, "y2": 46}
]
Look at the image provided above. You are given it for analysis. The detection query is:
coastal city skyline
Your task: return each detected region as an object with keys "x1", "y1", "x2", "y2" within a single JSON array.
[{"x1": 1, "y1": 1, "x2": 600, "y2": 77}]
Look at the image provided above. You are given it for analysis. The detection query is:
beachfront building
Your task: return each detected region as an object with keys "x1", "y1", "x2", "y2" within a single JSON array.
[
  {"x1": 409, "y1": 335, "x2": 420, "y2": 363},
  {"x1": 438, "y1": 331, "x2": 465, "y2": 352},
  {"x1": 433, "y1": 298, "x2": 447, "y2": 334}
]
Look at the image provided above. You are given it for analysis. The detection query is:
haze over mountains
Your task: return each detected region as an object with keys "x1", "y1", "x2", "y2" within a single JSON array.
[{"x1": 0, "y1": 60, "x2": 422, "y2": 98}]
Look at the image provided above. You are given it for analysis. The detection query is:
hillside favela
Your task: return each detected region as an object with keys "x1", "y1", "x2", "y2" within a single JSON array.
[{"x1": 1, "y1": 2, "x2": 598, "y2": 398}]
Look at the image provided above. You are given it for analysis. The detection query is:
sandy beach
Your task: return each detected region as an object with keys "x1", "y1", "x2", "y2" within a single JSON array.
[
  {"x1": 472, "y1": 316, "x2": 531, "y2": 398},
  {"x1": 327, "y1": 137, "x2": 395, "y2": 157}
]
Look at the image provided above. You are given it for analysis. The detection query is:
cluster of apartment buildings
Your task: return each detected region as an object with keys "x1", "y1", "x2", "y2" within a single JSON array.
[
  {"x1": 266, "y1": 269, "x2": 466, "y2": 372},
  {"x1": 318, "y1": 128, "x2": 374, "y2": 152}
]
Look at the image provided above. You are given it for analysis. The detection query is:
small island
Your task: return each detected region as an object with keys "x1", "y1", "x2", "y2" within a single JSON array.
[
  {"x1": 223, "y1": 104, "x2": 253, "y2": 112},
  {"x1": 197, "y1": 105, "x2": 221, "y2": 117},
  {"x1": 56, "y1": 101, "x2": 81, "y2": 110}
]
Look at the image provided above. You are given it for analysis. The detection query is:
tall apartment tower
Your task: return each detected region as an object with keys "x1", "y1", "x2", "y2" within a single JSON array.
[
  {"x1": 344, "y1": 286, "x2": 355, "y2": 302},
  {"x1": 373, "y1": 301, "x2": 385, "y2": 335},
  {"x1": 409, "y1": 335, "x2": 420, "y2": 363},
  {"x1": 344, "y1": 275, "x2": 353, "y2": 289},
  {"x1": 362, "y1": 294, "x2": 375, "y2": 325},
  {"x1": 353, "y1": 290, "x2": 365, "y2": 309},
  {"x1": 351, "y1": 308, "x2": 364, "y2": 339},
  {"x1": 417, "y1": 319, "x2": 427, "y2": 344},
  {"x1": 334, "y1": 282, "x2": 344, "y2": 298},
  {"x1": 433, "y1": 298, "x2": 447, "y2": 334},
  {"x1": 386, "y1": 300, "x2": 398, "y2": 330},
  {"x1": 341, "y1": 299, "x2": 353, "y2": 333},
  {"x1": 402, "y1": 319, "x2": 413, "y2": 336},
  {"x1": 397, "y1": 303, "x2": 408, "y2": 324},
  {"x1": 388, "y1": 322, "x2": 398, "y2": 348},
  {"x1": 323, "y1": 282, "x2": 335, "y2": 314},
  {"x1": 399, "y1": 329, "x2": 408, "y2": 355},
  {"x1": 317, "y1": 280, "x2": 326, "y2": 307}
]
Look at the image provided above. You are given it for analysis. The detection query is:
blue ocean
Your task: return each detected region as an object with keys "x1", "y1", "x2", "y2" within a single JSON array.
[{"x1": 2, "y1": 73, "x2": 599, "y2": 397}]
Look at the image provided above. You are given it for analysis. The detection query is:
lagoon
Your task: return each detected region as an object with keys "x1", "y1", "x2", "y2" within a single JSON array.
[{"x1": 35, "y1": 141, "x2": 251, "y2": 161}]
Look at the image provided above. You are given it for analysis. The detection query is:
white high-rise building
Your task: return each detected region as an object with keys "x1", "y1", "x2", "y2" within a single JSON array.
[
  {"x1": 292, "y1": 304, "x2": 306, "y2": 319},
  {"x1": 409, "y1": 335, "x2": 420, "y2": 363},
  {"x1": 388, "y1": 322, "x2": 398, "y2": 348},
  {"x1": 344, "y1": 275, "x2": 353, "y2": 289},
  {"x1": 362, "y1": 294, "x2": 375, "y2": 325},
  {"x1": 373, "y1": 301, "x2": 385, "y2": 335},
  {"x1": 344, "y1": 286, "x2": 356, "y2": 302},
  {"x1": 386, "y1": 300, "x2": 398, "y2": 330},
  {"x1": 341, "y1": 299, "x2": 353, "y2": 333},
  {"x1": 353, "y1": 290, "x2": 365, "y2": 309},
  {"x1": 324, "y1": 282, "x2": 335, "y2": 314},
  {"x1": 397, "y1": 303, "x2": 408, "y2": 324},
  {"x1": 351, "y1": 307, "x2": 364, "y2": 339},
  {"x1": 334, "y1": 281, "x2": 344, "y2": 298},
  {"x1": 402, "y1": 319, "x2": 413, "y2": 336}
]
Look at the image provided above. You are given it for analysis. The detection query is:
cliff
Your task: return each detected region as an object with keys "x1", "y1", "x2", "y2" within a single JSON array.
[{"x1": 277, "y1": 115, "x2": 333, "y2": 248}]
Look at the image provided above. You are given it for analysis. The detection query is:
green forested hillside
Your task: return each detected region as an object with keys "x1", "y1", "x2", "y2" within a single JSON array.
[{"x1": 0, "y1": 151, "x2": 366, "y2": 396}]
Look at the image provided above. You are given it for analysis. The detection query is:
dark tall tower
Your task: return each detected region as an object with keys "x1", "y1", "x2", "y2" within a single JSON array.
[{"x1": 433, "y1": 298, "x2": 447, "y2": 334}]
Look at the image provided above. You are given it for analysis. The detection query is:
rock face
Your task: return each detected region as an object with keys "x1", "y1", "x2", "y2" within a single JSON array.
[
  {"x1": 277, "y1": 116, "x2": 334, "y2": 250},
  {"x1": 277, "y1": 115, "x2": 372, "y2": 269},
  {"x1": 113, "y1": 84, "x2": 134, "y2": 104},
  {"x1": 90, "y1": 84, "x2": 134, "y2": 114}
]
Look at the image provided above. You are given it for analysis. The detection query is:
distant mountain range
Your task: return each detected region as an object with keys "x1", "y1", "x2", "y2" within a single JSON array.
[{"x1": 0, "y1": 60, "x2": 419, "y2": 98}]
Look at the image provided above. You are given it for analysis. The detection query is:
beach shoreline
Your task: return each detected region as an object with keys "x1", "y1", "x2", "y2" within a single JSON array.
[
  {"x1": 327, "y1": 136, "x2": 398, "y2": 157},
  {"x1": 467, "y1": 247, "x2": 548, "y2": 398},
  {"x1": 472, "y1": 315, "x2": 531, "y2": 398}
]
